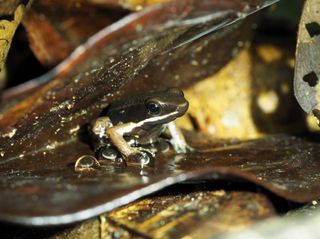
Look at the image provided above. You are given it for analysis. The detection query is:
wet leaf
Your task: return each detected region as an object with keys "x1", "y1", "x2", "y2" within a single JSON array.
[
  {"x1": 0, "y1": 190, "x2": 275, "y2": 238},
  {"x1": 0, "y1": 0, "x2": 278, "y2": 161},
  {"x1": 0, "y1": 134, "x2": 319, "y2": 226}
]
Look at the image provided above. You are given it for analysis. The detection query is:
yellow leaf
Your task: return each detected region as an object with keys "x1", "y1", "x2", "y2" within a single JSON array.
[{"x1": 0, "y1": 4, "x2": 25, "y2": 73}]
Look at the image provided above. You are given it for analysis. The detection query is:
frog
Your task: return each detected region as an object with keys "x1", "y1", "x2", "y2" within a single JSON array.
[{"x1": 90, "y1": 87, "x2": 190, "y2": 166}]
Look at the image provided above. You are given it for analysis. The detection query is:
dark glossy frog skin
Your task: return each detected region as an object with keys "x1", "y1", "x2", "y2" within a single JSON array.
[{"x1": 90, "y1": 88, "x2": 189, "y2": 162}]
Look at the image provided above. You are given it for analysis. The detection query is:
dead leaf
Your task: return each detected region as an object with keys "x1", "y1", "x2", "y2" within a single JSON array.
[
  {"x1": 294, "y1": 0, "x2": 320, "y2": 122},
  {"x1": 0, "y1": 4, "x2": 27, "y2": 74}
]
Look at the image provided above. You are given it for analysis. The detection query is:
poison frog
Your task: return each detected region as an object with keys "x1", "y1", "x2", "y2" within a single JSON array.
[{"x1": 90, "y1": 88, "x2": 190, "y2": 166}]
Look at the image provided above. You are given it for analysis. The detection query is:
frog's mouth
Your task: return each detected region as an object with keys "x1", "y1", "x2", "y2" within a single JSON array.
[{"x1": 176, "y1": 101, "x2": 189, "y2": 116}]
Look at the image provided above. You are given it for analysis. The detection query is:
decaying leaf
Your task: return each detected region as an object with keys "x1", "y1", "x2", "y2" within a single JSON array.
[
  {"x1": 22, "y1": 0, "x2": 128, "y2": 66},
  {"x1": 294, "y1": 0, "x2": 320, "y2": 123},
  {"x1": 120, "y1": 0, "x2": 173, "y2": 10},
  {"x1": 1, "y1": 190, "x2": 274, "y2": 238},
  {"x1": 105, "y1": 190, "x2": 275, "y2": 238},
  {"x1": 0, "y1": 3, "x2": 27, "y2": 76},
  {"x1": 55, "y1": 190, "x2": 275, "y2": 239}
]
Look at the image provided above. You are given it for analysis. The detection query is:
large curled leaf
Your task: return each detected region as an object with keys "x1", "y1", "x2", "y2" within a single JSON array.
[
  {"x1": 0, "y1": 0, "x2": 285, "y2": 226},
  {"x1": 1, "y1": 134, "x2": 320, "y2": 226},
  {"x1": 0, "y1": 0, "x2": 278, "y2": 164}
]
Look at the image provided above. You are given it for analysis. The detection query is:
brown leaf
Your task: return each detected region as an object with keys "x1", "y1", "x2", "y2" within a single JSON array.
[
  {"x1": 23, "y1": 0, "x2": 128, "y2": 66},
  {"x1": 0, "y1": 134, "x2": 318, "y2": 226},
  {"x1": 0, "y1": 0, "x2": 275, "y2": 162},
  {"x1": 0, "y1": 0, "x2": 283, "y2": 226}
]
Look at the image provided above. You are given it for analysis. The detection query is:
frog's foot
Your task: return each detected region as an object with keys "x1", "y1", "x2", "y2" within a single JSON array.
[
  {"x1": 127, "y1": 150, "x2": 154, "y2": 168},
  {"x1": 170, "y1": 140, "x2": 194, "y2": 154},
  {"x1": 135, "y1": 145, "x2": 158, "y2": 156},
  {"x1": 167, "y1": 122, "x2": 193, "y2": 154}
]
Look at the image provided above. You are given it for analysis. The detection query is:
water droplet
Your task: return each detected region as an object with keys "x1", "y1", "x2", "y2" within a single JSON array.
[
  {"x1": 100, "y1": 148, "x2": 117, "y2": 160},
  {"x1": 128, "y1": 151, "x2": 154, "y2": 168},
  {"x1": 99, "y1": 148, "x2": 124, "y2": 165},
  {"x1": 75, "y1": 155, "x2": 100, "y2": 172}
]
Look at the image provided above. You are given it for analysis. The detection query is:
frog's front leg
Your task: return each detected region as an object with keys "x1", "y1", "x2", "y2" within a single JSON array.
[
  {"x1": 106, "y1": 122, "x2": 140, "y2": 158},
  {"x1": 91, "y1": 116, "x2": 113, "y2": 152},
  {"x1": 167, "y1": 122, "x2": 193, "y2": 153}
]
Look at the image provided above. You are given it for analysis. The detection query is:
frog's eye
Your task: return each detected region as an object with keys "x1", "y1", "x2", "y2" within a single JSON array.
[{"x1": 146, "y1": 101, "x2": 161, "y2": 115}]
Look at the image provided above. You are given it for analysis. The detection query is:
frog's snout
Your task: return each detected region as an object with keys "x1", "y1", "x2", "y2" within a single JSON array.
[{"x1": 178, "y1": 101, "x2": 189, "y2": 114}]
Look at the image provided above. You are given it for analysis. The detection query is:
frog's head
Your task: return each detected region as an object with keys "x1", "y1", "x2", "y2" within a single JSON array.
[
  {"x1": 143, "y1": 88, "x2": 188, "y2": 124},
  {"x1": 107, "y1": 88, "x2": 188, "y2": 125}
]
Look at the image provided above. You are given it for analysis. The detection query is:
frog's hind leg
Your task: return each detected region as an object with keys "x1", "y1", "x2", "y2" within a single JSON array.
[{"x1": 106, "y1": 122, "x2": 140, "y2": 158}]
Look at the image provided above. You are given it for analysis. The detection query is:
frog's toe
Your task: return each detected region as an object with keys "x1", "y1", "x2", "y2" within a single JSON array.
[
  {"x1": 185, "y1": 145, "x2": 194, "y2": 152},
  {"x1": 173, "y1": 144, "x2": 194, "y2": 154}
]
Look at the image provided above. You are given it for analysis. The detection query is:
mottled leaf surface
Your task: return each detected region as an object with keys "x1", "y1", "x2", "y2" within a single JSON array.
[{"x1": 294, "y1": 0, "x2": 320, "y2": 121}]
